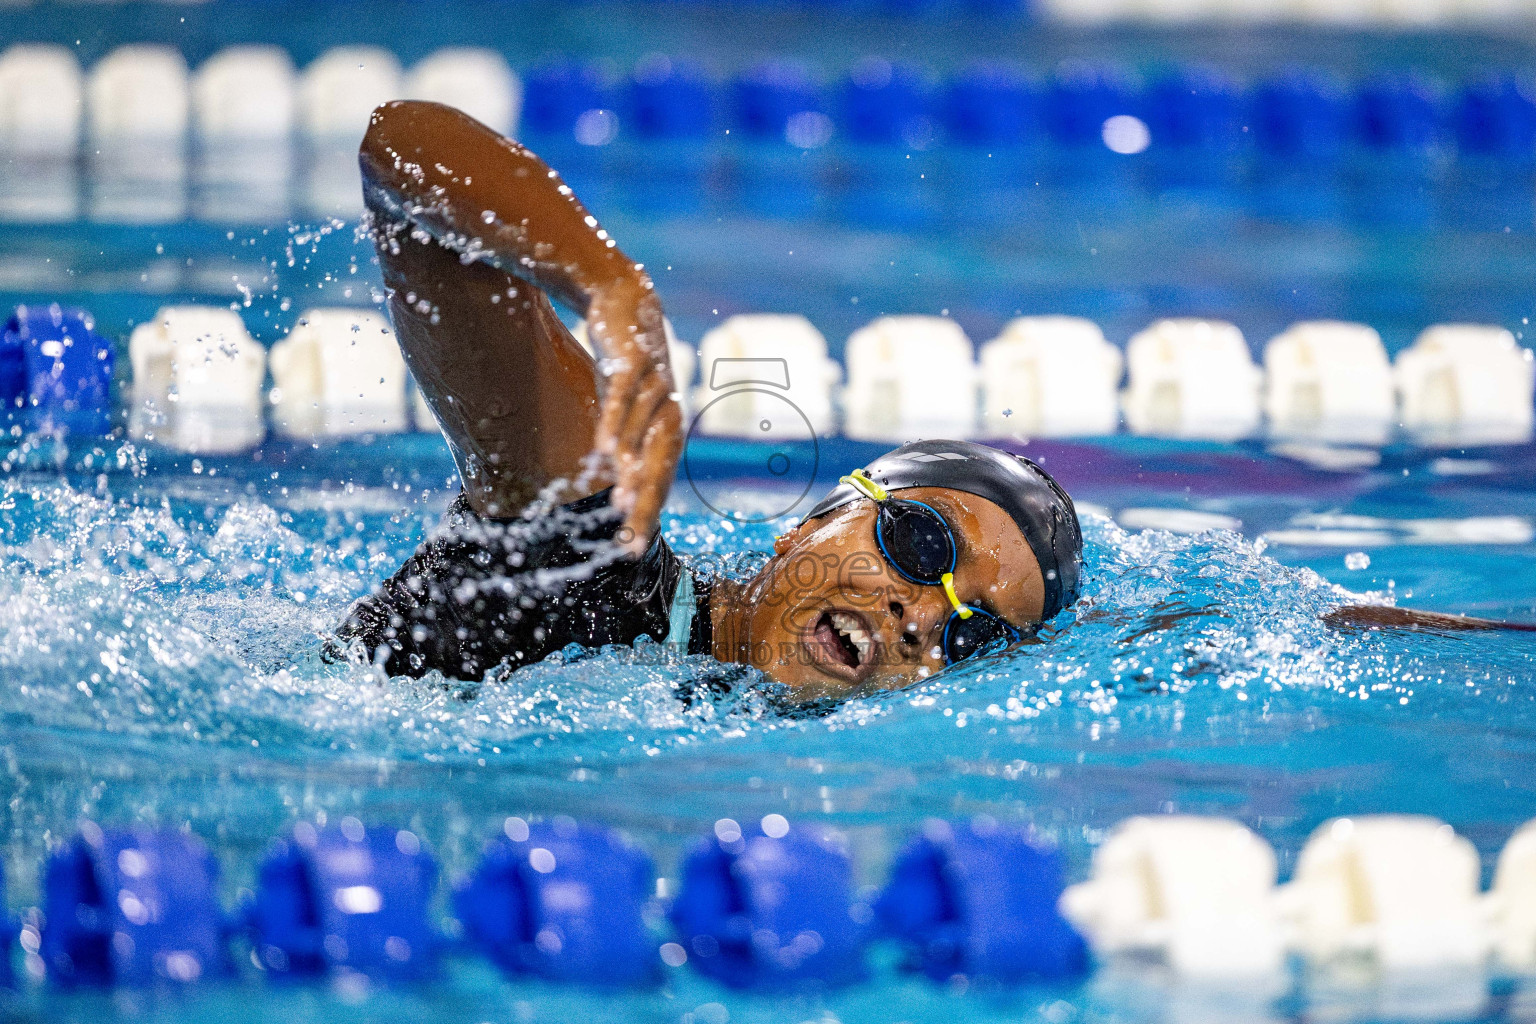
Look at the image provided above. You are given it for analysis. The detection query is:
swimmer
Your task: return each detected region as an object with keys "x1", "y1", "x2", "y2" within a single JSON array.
[
  {"x1": 333, "y1": 100, "x2": 1076, "y2": 700},
  {"x1": 334, "y1": 100, "x2": 1532, "y2": 700}
]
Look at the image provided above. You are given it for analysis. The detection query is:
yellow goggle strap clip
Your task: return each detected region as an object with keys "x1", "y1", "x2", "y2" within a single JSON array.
[
  {"x1": 941, "y1": 572, "x2": 974, "y2": 619},
  {"x1": 840, "y1": 468, "x2": 889, "y2": 503}
]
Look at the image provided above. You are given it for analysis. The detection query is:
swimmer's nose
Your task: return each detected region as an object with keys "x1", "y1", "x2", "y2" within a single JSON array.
[{"x1": 885, "y1": 595, "x2": 948, "y2": 665}]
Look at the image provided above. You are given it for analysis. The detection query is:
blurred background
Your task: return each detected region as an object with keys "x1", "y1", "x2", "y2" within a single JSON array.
[
  {"x1": 3, "y1": 0, "x2": 1536, "y2": 454},
  {"x1": 2, "y1": 0, "x2": 1535, "y2": 357}
]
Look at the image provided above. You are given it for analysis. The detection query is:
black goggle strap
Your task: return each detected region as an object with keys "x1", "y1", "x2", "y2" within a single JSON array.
[{"x1": 841, "y1": 468, "x2": 972, "y2": 622}]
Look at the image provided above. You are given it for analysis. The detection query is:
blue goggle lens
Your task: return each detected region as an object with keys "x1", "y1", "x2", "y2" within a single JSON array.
[{"x1": 876, "y1": 500, "x2": 956, "y2": 585}]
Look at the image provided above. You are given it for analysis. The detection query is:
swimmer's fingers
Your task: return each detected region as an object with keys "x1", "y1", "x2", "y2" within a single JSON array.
[
  {"x1": 589, "y1": 289, "x2": 667, "y2": 453},
  {"x1": 616, "y1": 358, "x2": 678, "y2": 464},
  {"x1": 618, "y1": 399, "x2": 684, "y2": 554},
  {"x1": 611, "y1": 371, "x2": 681, "y2": 548},
  {"x1": 592, "y1": 352, "x2": 636, "y2": 458}
]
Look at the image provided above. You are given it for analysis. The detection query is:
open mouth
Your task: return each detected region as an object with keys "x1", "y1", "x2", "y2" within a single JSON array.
[{"x1": 812, "y1": 609, "x2": 874, "y2": 675}]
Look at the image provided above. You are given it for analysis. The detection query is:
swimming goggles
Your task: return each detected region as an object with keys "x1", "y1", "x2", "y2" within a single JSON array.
[{"x1": 840, "y1": 468, "x2": 1022, "y2": 666}]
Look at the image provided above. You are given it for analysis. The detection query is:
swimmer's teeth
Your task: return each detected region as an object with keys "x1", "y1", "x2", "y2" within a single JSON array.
[{"x1": 829, "y1": 611, "x2": 871, "y2": 665}]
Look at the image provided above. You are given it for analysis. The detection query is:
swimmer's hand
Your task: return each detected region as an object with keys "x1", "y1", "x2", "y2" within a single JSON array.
[
  {"x1": 588, "y1": 280, "x2": 683, "y2": 555},
  {"x1": 1325, "y1": 604, "x2": 1536, "y2": 632}
]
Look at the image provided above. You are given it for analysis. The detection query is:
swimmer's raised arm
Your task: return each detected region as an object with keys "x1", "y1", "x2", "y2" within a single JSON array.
[{"x1": 359, "y1": 100, "x2": 680, "y2": 547}]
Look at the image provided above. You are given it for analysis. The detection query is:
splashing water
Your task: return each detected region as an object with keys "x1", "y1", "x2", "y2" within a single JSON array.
[{"x1": 1, "y1": 447, "x2": 1534, "y2": 902}]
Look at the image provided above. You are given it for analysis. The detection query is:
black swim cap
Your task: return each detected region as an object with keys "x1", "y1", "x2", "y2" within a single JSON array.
[{"x1": 804, "y1": 440, "x2": 1083, "y2": 622}]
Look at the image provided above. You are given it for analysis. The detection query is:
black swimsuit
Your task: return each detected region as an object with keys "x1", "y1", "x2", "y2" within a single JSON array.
[{"x1": 333, "y1": 489, "x2": 710, "y2": 680}]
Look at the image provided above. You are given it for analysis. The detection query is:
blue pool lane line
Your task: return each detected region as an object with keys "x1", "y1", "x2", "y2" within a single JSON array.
[
  {"x1": 456, "y1": 817, "x2": 658, "y2": 986},
  {"x1": 248, "y1": 820, "x2": 439, "y2": 981},
  {"x1": 41, "y1": 823, "x2": 226, "y2": 987},
  {"x1": 876, "y1": 817, "x2": 1088, "y2": 982},
  {"x1": 0, "y1": 304, "x2": 115, "y2": 436},
  {"x1": 670, "y1": 815, "x2": 867, "y2": 988},
  {"x1": 20, "y1": 815, "x2": 1087, "y2": 991}
]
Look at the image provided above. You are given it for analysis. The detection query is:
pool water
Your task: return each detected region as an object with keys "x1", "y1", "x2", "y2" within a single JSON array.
[
  {"x1": 1, "y1": 428, "x2": 1534, "y2": 1022},
  {"x1": 5, "y1": 8, "x2": 1536, "y2": 1016}
]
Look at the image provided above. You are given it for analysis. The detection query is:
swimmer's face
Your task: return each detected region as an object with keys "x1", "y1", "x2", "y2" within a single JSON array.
[{"x1": 738, "y1": 487, "x2": 1046, "y2": 701}]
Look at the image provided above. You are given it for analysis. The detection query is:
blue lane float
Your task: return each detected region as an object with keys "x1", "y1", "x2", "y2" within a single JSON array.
[
  {"x1": 248, "y1": 819, "x2": 438, "y2": 982},
  {"x1": 456, "y1": 816, "x2": 658, "y2": 986},
  {"x1": 628, "y1": 57, "x2": 713, "y2": 141},
  {"x1": 839, "y1": 59, "x2": 929, "y2": 147},
  {"x1": 0, "y1": 861, "x2": 13, "y2": 989},
  {"x1": 670, "y1": 815, "x2": 866, "y2": 989},
  {"x1": 876, "y1": 818, "x2": 1088, "y2": 984},
  {"x1": 1456, "y1": 74, "x2": 1536, "y2": 159},
  {"x1": 942, "y1": 62, "x2": 1034, "y2": 148},
  {"x1": 1, "y1": 304, "x2": 114, "y2": 435},
  {"x1": 41, "y1": 824, "x2": 225, "y2": 987},
  {"x1": 734, "y1": 60, "x2": 824, "y2": 141}
]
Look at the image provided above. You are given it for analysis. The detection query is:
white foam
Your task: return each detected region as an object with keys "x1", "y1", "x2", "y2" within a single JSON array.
[
  {"x1": 1062, "y1": 816, "x2": 1285, "y2": 978},
  {"x1": 1116, "y1": 508, "x2": 1242, "y2": 534},
  {"x1": 193, "y1": 46, "x2": 296, "y2": 140},
  {"x1": 1396, "y1": 324, "x2": 1535, "y2": 444},
  {"x1": 269, "y1": 308, "x2": 408, "y2": 436},
  {"x1": 980, "y1": 316, "x2": 1122, "y2": 437},
  {"x1": 1279, "y1": 815, "x2": 1491, "y2": 970},
  {"x1": 404, "y1": 48, "x2": 521, "y2": 136},
  {"x1": 1264, "y1": 321, "x2": 1394, "y2": 443},
  {"x1": 299, "y1": 46, "x2": 402, "y2": 139},
  {"x1": 1123, "y1": 319, "x2": 1262, "y2": 439},
  {"x1": 0, "y1": 44, "x2": 83, "y2": 157},
  {"x1": 842, "y1": 315, "x2": 977, "y2": 441},
  {"x1": 87, "y1": 45, "x2": 189, "y2": 143},
  {"x1": 692, "y1": 314, "x2": 839, "y2": 439}
]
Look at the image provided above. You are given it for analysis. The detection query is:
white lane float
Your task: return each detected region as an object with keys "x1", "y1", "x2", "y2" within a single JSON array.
[
  {"x1": 1264, "y1": 320, "x2": 1394, "y2": 443},
  {"x1": 1395, "y1": 324, "x2": 1535, "y2": 444},
  {"x1": 300, "y1": 46, "x2": 402, "y2": 216},
  {"x1": 842, "y1": 315, "x2": 978, "y2": 441},
  {"x1": 1123, "y1": 318, "x2": 1263, "y2": 439},
  {"x1": 979, "y1": 315, "x2": 1122, "y2": 436},
  {"x1": 193, "y1": 46, "x2": 297, "y2": 141},
  {"x1": 299, "y1": 46, "x2": 402, "y2": 140},
  {"x1": 1278, "y1": 815, "x2": 1490, "y2": 970},
  {"x1": 87, "y1": 45, "x2": 190, "y2": 143},
  {"x1": 1489, "y1": 818, "x2": 1536, "y2": 971},
  {"x1": 404, "y1": 48, "x2": 521, "y2": 136},
  {"x1": 191, "y1": 46, "x2": 296, "y2": 222},
  {"x1": 0, "y1": 44, "x2": 84, "y2": 158},
  {"x1": 128, "y1": 306, "x2": 267, "y2": 453},
  {"x1": 692, "y1": 314, "x2": 840, "y2": 439},
  {"x1": 1061, "y1": 815, "x2": 1286, "y2": 978},
  {"x1": 269, "y1": 308, "x2": 408, "y2": 436},
  {"x1": 86, "y1": 45, "x2": 190, "y2": 224}
]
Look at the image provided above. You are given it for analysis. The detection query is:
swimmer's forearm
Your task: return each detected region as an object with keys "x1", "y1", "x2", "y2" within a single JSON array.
[
  {"x1": 1325, "y1": 605, "x2": 1536, "y2": 632},
  {"x1": 360, "y1": 100, "x2": 682, "y2": 550},
  {"x1": 359, "y1": 100, "x2": 643, "y2": 312}
]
